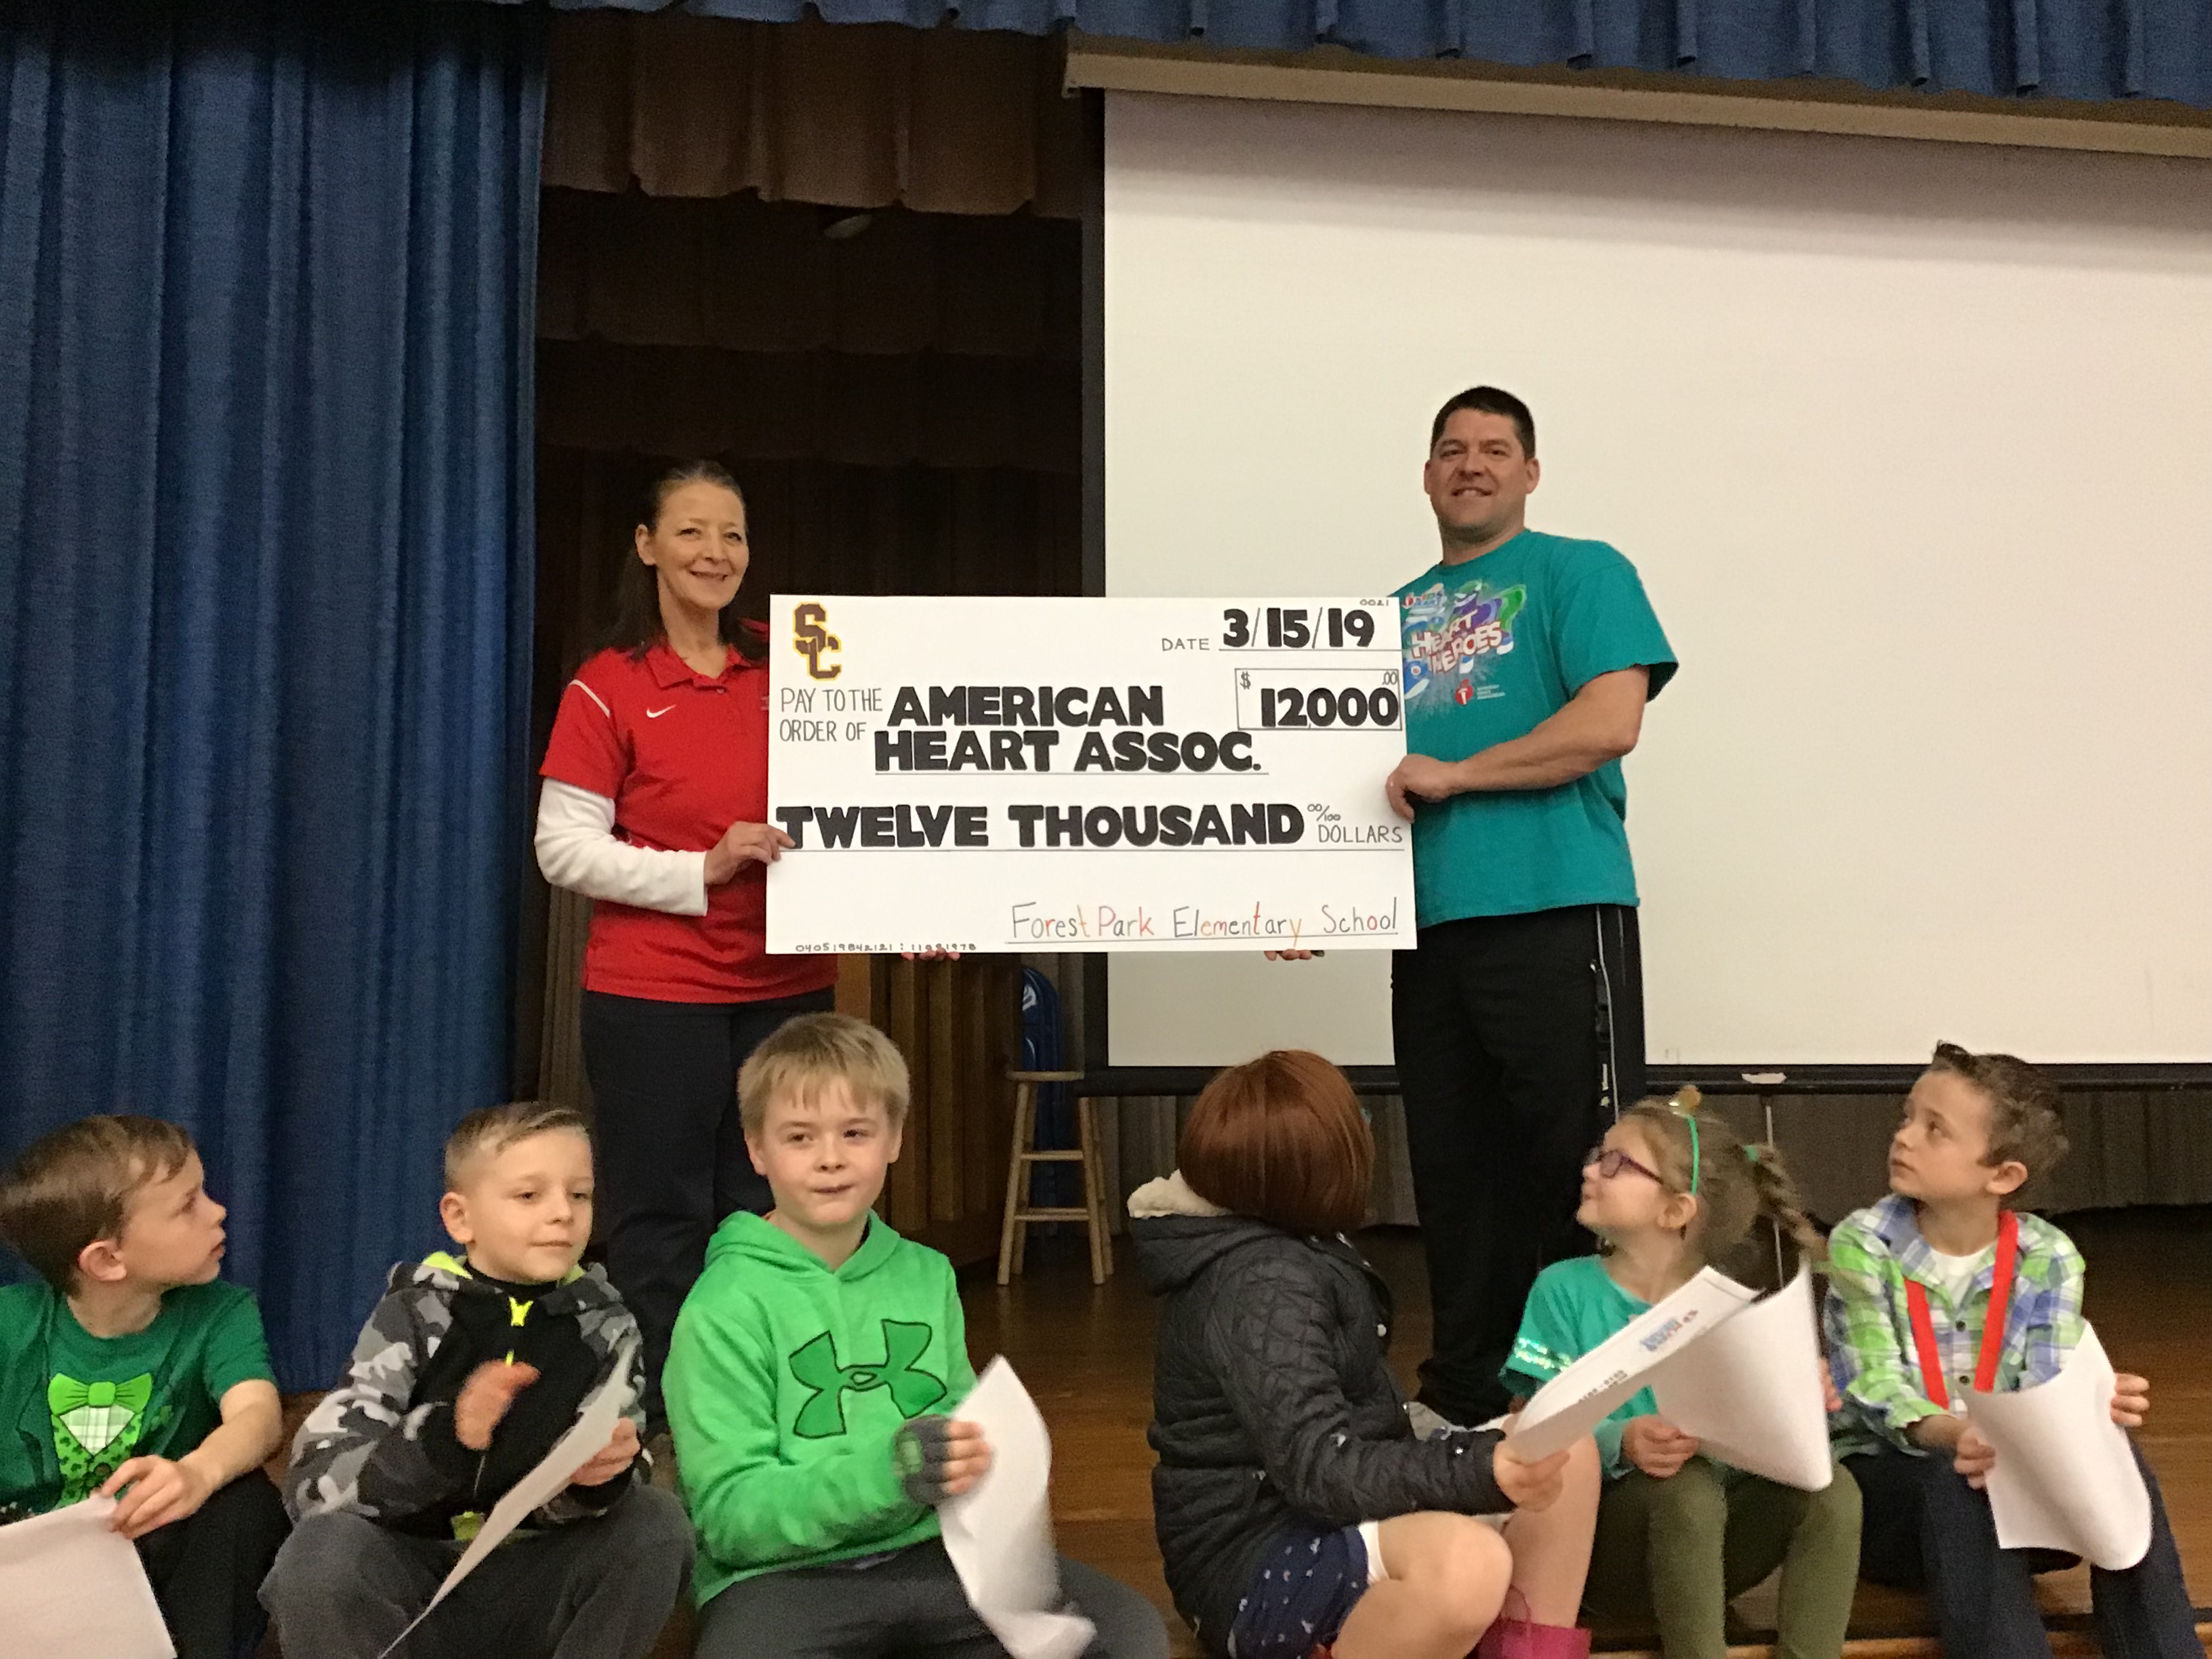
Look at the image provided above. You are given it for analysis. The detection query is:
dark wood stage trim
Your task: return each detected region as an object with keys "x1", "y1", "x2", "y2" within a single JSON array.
[{"x1": 970, "y1": 1210, "x2": 2212, "y2": 1659}]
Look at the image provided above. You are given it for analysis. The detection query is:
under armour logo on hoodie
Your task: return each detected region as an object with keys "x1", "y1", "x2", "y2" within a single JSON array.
[{"x1": 788, "y1": 1320, "x2": 947, "y2": 1439}]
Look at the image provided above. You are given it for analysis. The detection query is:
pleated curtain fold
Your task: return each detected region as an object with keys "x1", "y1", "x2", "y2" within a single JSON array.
[
  {"x1": 0, "y1": 0, "x2": 545, "y2": 1389},
  {"x1": 494, "y1": 0, "x2": 2212, "y2": 107},
  {"x1": 544, "y1": 13, "x2": 1084, "y2": 214}
]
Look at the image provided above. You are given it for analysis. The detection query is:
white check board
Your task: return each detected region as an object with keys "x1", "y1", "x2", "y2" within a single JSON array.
[{"x1": 765, "y1": 596, "x2": 1414, "y2": 955}]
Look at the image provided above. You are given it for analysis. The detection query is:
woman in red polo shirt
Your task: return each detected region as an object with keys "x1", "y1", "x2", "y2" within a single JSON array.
[{"x1": 535, "y1": 459, "x2": 838, "y2": 1430}]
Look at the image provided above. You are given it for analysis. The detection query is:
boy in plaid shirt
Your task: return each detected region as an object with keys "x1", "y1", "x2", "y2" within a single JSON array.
[{"x1": 1823, "y1": 1043, "x2": 2196, "y2": 1659}]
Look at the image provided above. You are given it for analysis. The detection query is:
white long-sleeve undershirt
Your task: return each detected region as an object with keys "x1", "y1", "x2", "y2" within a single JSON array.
[{"x1": 534, "y1": 778, "x2": 710, "y2": 916}]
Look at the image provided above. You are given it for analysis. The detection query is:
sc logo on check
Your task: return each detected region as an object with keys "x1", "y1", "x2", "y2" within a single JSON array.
[{"x1": 793, "y1": 602, "x2": 842, "y2": 681}]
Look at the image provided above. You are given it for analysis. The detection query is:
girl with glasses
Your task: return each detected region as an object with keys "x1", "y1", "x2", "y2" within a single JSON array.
[{"x1": 1501, "y1": 1090, "x2": 1862, "y2": 1659}]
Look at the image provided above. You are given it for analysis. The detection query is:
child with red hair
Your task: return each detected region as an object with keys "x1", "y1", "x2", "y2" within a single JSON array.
[{"x1": 1134, "y1": 1048, "x2": 1599, "y2": 1659}]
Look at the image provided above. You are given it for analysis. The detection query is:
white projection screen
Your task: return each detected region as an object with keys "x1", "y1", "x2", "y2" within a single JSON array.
[{"x1": 1103, "y1": 91, "x2": 2212, "y2": 1071}]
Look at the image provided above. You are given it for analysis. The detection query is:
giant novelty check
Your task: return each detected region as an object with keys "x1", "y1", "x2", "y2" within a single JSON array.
[{"x1": 765, "y1": 596, "x2": 1414, "y2": 954}]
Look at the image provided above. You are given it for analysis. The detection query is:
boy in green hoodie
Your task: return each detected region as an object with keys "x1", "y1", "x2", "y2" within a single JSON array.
[{"x1": 667, "y1": 1011, "x2": 1168, "y2": 1659}]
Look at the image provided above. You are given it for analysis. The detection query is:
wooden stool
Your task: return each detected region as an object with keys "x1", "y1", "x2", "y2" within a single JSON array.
[{"x1": 998, "y1": 1069, "x2": 1112, "y2": 1286}]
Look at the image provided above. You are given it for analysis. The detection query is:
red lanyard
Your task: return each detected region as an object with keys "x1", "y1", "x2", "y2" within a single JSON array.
[{"x1": 1904, "y1": 1210, "x2": 2019, "y2": 1408}]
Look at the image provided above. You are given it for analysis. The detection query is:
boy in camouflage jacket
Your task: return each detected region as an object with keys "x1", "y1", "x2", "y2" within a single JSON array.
[{"x1": 261, "y1": 1104, "x2": 692, "y2": 1659}]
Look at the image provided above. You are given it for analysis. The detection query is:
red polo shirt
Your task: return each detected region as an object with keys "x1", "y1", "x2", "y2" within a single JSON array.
[{"x1": 539, "y1": 637, "x2": 838, "y2": 1004}]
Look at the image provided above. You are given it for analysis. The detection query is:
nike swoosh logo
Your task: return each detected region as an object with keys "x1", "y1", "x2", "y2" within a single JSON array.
[{"x1": 647, "y1": 706, "x2": 675, "y2": 719}]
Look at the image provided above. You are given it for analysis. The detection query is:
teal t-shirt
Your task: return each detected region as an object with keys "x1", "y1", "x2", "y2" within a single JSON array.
[
  {"x1": 1395, "y1": 529, "x2": 1675, "y2": 927},
  {"x1": 1500, "y1": 1255, "x2": 1654, "y2": 1478},
  {"x1": 0, "y1": 1279, "x2": 273, "y2": 1514}
]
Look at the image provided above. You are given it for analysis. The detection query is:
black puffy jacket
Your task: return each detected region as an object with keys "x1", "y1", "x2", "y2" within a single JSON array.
[{"x1": 1132, "y1": 1174, "x2": 1508, "y2": 1655}]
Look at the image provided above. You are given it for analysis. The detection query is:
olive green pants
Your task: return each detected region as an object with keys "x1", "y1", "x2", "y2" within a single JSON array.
[{"x1": 1584, "y1": 1458, "x2": 1862, "y2": 1659}]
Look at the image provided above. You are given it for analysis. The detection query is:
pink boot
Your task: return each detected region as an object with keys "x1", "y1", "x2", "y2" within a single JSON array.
[{"x1": 1474, "y1": 1617, "x2": 1593, "y2": 1659}]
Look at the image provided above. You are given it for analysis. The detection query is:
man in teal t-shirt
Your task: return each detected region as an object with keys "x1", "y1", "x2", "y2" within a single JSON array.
[{"x1": 1387, "y1": 386, "x2": 1675, "y2": 1425}]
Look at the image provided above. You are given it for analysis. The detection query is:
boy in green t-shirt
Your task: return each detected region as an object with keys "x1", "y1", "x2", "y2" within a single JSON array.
[
  {"x1": 0, "y1": 1115, "x2": 289, "y2": 1659},
  {"x1": 666, "y1": 1012, "x2": 1168, "y2": 1658}
]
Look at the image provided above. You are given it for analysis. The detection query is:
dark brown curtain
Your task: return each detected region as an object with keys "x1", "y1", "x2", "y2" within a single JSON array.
[
  {"x1": 544, "y1": 12, "x2": 1083, "y2": 217},
  {"x1": 537, "y1": 192, "x2": 1079, "y2": 470},
  {"x1": 523, "y1": 18, "x2": 1084, "y2": 1261},
  {"x1": 539, "y1": 192, "x2": 1080, "y2": 356},
  {"x1": 539, "y1": 342, "x2": 1078, "y2": 472}
]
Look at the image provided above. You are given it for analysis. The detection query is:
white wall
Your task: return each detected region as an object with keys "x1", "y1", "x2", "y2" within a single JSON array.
[{"x1": 1105, "y1": 91, "x2": 2212, "y2": 1069}]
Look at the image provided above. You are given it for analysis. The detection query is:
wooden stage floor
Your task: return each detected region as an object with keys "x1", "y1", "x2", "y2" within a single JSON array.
[{"x1": 971, "y1": 1208, "x2": 2212, "y2": 1658}]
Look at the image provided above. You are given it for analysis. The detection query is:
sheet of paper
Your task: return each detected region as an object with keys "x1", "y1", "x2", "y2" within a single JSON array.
[
  {"x1": 940, "y1": 1359, "x2": 1096, "y2": 1659},
  {"x1": 766, "y1": 594, "x2": 1414, "y2": 956},
  {"x1": 1650, "y1": 1267, "x2": 1834, "y2": 1491},
  {"x1": 1965, "y1": 1324, "x2": 2151, "y2": 1570},
  {"x1": 0, "y1": 1496, "x2": 174, "y2": 1659},
  {"x1": 378, "y1": 1339, "x2": 637, "y2": 1658},
  {"x1": 1504, "y1": 1267, "x2": 1758, "y2": 1460}
]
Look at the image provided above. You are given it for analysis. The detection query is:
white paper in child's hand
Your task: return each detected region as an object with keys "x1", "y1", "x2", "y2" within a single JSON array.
[
  {"x1": 1505, "y1": 1268, "x2": 1758, "y2": 1461},
  {"x1": 0, "y1": 1495, "x2": 175, "y2": 1659},
  {"x1": 1650, "y1": 1267, "x2": 1835, "y2": 1492},
  {"x1": 939, "y1": 1359, "x2": 1096, "y2": 1659},
  {"x1": 1965, "y1": 1324, "x2": 2152, "y2": 1570},
  {"x1": 376, "y1": 1338, "x2": 638, "y2": 1658}
]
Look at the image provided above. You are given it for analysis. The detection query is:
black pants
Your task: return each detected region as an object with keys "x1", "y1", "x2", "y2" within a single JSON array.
[
  {"x1": 695, "y1": 1538, "x2": 1170, "y2": 1659},
  {"x1": 581, "y1": 985, "x2": 836, "y2": 1425},
  {"x1": 1847, "y1": 1441, "x2": 2200, "y2": 1659},
  {"x1": 261, "y1": 1484, "x2": 692, "y2": 1659},
  {"x1": 1391, "y1": 903, "x2": 1644, "y2": 1424},
  {"x1": 136, "y1": 1469, "x2": 290, "y2": 1659}
]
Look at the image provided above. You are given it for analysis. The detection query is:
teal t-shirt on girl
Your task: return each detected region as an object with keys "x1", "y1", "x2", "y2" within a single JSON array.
[
  {"x1": 1500, "y1": 1254, "x2": 1656, "y2": 1478},
  {"x1": 1395, "y1": 529, "x2": 1676, "y2": 929}
]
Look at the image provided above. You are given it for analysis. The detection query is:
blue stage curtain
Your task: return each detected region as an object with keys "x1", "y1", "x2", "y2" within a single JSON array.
[
  {"x1": 482, "y1": 0, "x2": 2212, "y2": 107},
  {"x1": 0, "y1": 0, "x2": 544, "y2": 1389}
]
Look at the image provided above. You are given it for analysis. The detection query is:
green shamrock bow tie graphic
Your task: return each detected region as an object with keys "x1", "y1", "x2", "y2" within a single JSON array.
[
  {"x1": 49, "y1": 1374, "x2": 153, "y2": 1419},
  {"x1": 788, "y1": 1321, "x2": 946, "y2": 1439},
  {"x1": 49, "y1": 1373, "x2": 155, "y2": 1458}
]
